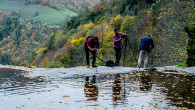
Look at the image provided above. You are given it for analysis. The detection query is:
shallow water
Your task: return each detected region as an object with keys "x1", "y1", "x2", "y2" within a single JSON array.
[{"x1": 0, "y1": 68, "x2": 194, "y2": 110}]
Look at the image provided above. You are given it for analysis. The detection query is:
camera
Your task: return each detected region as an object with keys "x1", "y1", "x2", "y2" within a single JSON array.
[
  {"x1": 121, "y1": 35, "x2": 128, "y2": 38},
  {"x1": 94, "y1": 48, "x2": 98, "y2": 52}
]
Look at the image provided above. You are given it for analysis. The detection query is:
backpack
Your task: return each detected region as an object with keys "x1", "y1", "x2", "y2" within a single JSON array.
[
  {"x1": 106, "y1": 60, "x2": 114, "y2": 67},
  {"x1": 86, "y1": 36, "x2": 94, "y2": 41}
]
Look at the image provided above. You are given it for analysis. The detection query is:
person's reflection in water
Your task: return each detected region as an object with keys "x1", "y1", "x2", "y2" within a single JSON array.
[
  {"x1": 140, "y1": 73, "x2": 152, "y2": 91},
  {"x1": 112, "y1": 74, "x2": 122, "y2": 103},
  {"x1": 84, "y1": 75, "x2": 98, "y2": 101}
]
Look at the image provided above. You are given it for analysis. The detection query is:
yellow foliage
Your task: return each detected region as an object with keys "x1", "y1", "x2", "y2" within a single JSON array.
[
  {"x1": 157, "y1": 8, "x2": 172, "y2": 20},
  {"x1": 83, "y1": 22, "x2": 95, "y2": 30},
  {"x1": 109, "y1": 14, "x2": 124, "y2": 29},
  {"x1": 36, "y1": 47, "x2": 48, "y2": 55},
  {"x1": 56, "y1": 25, "x2": 60, "y2": 29},
  {"x1": 54, "y1": 31, "x2": 63, "y2": 41},
  {"x1": 13, "y1": 57, "x2": 20, "y2": 62},
  {"x1": 143, "y1": 19, "x2": 154, "y2": 35},
  {"x1": 7, "y1": 49, "x2": 11, "y2": 54},
  {"x1": 98, "y1": 48, "x2": 104, "y2": 54},
  {"x1": 178, "y1": 49, "x2": 187, "y2": 58},
  {"x1": 59, "y1": 66, "x2": 65, "y2": 68},
  {"x1": 104, "y1": 31, "x2": 114, "y2": 42},
  {"x1": 145, "y1": 9, "x2": 152, "y2": 15},
  {"x1": 25, "y1": 22, "x2": 32, "y2": 31},
  {"x1": 71, "y1": 37, "x2": 85, "y2": 48},
  {"x1": 29, "y1": 65, "x2": 36, "y2": 68},
  {"x1": 97, "y1": 16, "x2": 107, "y2": 25},
  {"x1": 7, "y1": 36, "x2": 11, "y2": 40},
  {"x1": 98, "y1": 31, "x2": 114, "y2": 54},
  {"x1": 40, "y1": 58, "x2": 49, "y2": 68},
  {"x1": 77, "y1": 22, "x2": 95, "y2": 37},
  {"x1": 95, "y1": 22, "x2": 113, "y2": 42},
  {"x1": 121, "y1": 15, "x2": 136, "y2": 33},
  {"x1": 156, "y1": 15, "x2": 163, "y2": 20},
  {"x1": 100, "y1": 31, "x2": 114, "y2": 53}
]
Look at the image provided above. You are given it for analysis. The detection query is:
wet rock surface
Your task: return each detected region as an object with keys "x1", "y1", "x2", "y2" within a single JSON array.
[{"x1": 0, "y1": 66, "x2": 194, "y2": 110}]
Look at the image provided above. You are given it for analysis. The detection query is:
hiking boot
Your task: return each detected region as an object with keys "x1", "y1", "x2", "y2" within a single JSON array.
[
  {"x1": 115, "y1": 62, "x2": 120, "y2": 66},
  {"x1": 87, "y1": 65, "x2": 90, "y2": 68},
  {"x1": 92, "y1": 64, "x2": 98, "y2": 67}
]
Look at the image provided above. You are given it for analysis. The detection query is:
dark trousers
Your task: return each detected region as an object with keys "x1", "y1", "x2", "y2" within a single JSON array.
[
  {"x1": 85, "y1": 48, "x2": 97, "y2": 65},
  {"x1": 114, "y1": 47, "x2": 122, "y2": 64}
]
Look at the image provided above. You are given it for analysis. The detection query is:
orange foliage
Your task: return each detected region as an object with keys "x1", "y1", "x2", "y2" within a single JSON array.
[
  {"x1": 42, "y1": 0, "x2": 48, "y2": 5},
  {"x1": 1, "y1": 51, "x2": 6, "y2": 55},
  {"x1": 75, "y1": 33, "x2": 84, "y2": 39},
  {"x1": 63, "y1": 42, "x2": 71, "y2": 48}
]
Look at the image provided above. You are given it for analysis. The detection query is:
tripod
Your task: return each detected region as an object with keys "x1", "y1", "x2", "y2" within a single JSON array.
[
  {"x1": 94, "y1": 56, "x2": 106, "y2": 64},
  {"x1": 121, "y1": 35, "x2": 138, "y2": 67},
  {"x1": 80, "y1": 54, "x2": 106, "y2": 66}
]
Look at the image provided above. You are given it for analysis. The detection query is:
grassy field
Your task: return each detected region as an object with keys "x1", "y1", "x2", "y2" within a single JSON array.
[{"x1": 0, "y1": 0, "x2": 77, "y2": 24}]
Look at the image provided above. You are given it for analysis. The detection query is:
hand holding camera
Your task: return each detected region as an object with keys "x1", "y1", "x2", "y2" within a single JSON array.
[
  {"x1": 94, "y1": 48, "x2": 98, "y2": 52},
  {"x1": 121, "y1": 34, "x2": 128, "y2": 38}
]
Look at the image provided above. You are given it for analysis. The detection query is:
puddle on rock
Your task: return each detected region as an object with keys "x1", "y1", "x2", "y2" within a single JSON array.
[
  {"x1": 0, "y1": 68, "x2": 194, "y2": 110},
  {"x1": 0, "y1": 68, "x2": 53, "y2": 96}
]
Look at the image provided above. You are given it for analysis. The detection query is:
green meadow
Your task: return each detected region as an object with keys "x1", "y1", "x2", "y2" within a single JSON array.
[{"x1": 0, "y1": 0, "x2": 77, "y2": 24}]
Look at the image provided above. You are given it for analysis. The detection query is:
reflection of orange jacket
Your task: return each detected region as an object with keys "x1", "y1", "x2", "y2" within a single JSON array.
[
  {"x1": 84, "y1": 81, "x2": 98, "y2": 97},
  {"x1": 113, "y1": 82, "x2": 122, "y2": 101},
  {"x1": 112, "y1": 74, "x2": 122, "y2": 101}
]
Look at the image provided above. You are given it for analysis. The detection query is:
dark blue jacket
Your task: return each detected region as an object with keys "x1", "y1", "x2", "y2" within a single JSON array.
[{"x1": 139, "y1": 36, "x2": 154, "y2": 52}]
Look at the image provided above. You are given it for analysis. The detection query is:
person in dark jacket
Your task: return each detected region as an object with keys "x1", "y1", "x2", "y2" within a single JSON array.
[
  {"x1": 137, "y1": 35, "x2": 154, "y2": 68},
  {"x1": 84, "y1": 36, "x2": 99, "y2": 68},
  {"x1": 113, "y1": 29, "x2": 127, "y2": 66}
]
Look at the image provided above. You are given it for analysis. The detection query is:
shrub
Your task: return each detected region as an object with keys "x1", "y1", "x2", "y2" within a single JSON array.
[
  {"x1": 121, "y1": 15, "x2": 136, "y2": 32},
  {"x1": 97, "y1": 16, "x2": 107, "y2": 25},
  {"x1": 83, "y1": 22, "x2": 95, "y2": 30},
  {"x1": 36, "y1": 47, "x2": 48, "y2": 56},
  {"x1": 71, "y1": 37, "x2": 85, "y2": 48},
  {"x1": 109, "y1": 14, "x2": 124, "y2": 29},
  {"x1": 48, "y1": 61, "x2": 63, "y2": 68},
  {"x1": 176, "y1": 61, "x2": 187, "y2": 68}
]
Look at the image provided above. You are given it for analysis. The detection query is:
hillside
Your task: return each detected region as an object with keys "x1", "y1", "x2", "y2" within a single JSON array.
[
  {"x1": 0, "y1": 11, "x2": 60, "y2": 65},
  {"x1": 0, "y1": 0, "x2": 194, "y2": 68},
  {"x1": 24, "y1": 0, "x2": 100, "y2": 12},
  {"x1": 0, "y1": 0, "x2": 77, "y2": 24}
]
